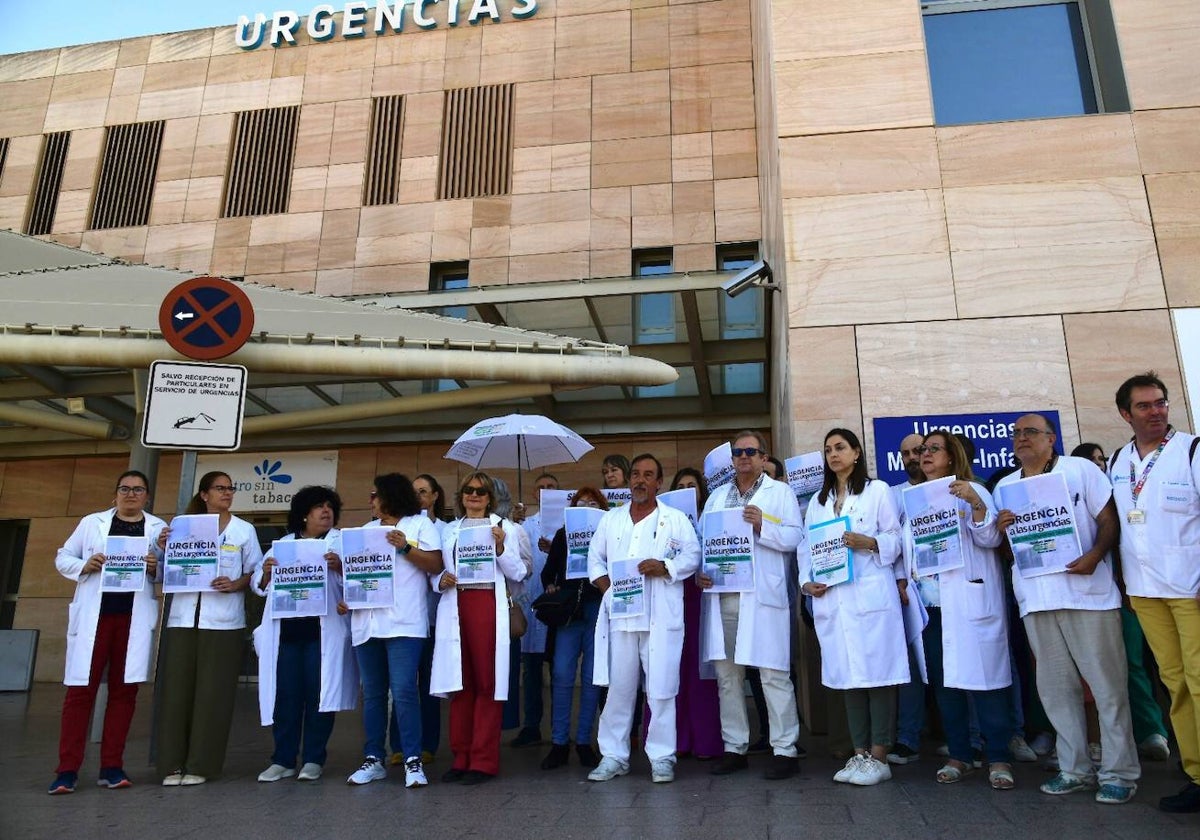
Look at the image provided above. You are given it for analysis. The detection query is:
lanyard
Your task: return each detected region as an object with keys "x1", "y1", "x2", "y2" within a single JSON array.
[{"x1": 1129, "y1": 428, "x2": 1175, "y2": 506}]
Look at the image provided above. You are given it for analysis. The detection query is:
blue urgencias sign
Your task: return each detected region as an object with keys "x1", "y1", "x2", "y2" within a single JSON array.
[{"x1": 872, "y1": 411, "x2": 1064, "y2": 485}]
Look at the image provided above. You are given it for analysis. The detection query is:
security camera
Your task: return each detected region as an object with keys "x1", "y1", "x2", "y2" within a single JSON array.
[{"x1": 721, "y1": 259, "x2": 774, "y2": 298}]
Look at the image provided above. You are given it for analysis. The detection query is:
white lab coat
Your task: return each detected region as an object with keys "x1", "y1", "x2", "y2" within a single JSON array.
[
  {"x1": 166, "y1": 514, "x2": 262, "y2": 630},
  {"x1": 588, "y1": 502, "x2": 701, "y2": 700},
  {"x1": 698, "y1": 476, "x2": 803, "y2": 672},
  {"x1": 1110, "y1": 430, "x2": 1200, "y2": 598},
  {"x1": 801, "y1": 479, "x2": 909, "y2": 689},
  {"x1": 250, "y1": 531, "x2": 358, "y2": 726},
  {"x1": 56, "y1": 508, "x2": 167, "y2": 686},
  {"x1": 430, "y1": 515, "x2": 527, "y2": 699},
  {"x1": 519, "y1": 514, "x2": 549, "y2": 655},
  {"x1": 904, "y1": 482, "x2": 1010, "y2": 691}
]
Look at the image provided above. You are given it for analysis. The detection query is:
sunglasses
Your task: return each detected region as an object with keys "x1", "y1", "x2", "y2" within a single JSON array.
[
  {"x1": 462, "y1": 487, "x2": 489, "y2": 497},
  {"x1": 917, "y1": 444, "x2": 945, "y2": 454},
  {"x1": 731, "y1": 447, "x2": 762, "y2": 458}
]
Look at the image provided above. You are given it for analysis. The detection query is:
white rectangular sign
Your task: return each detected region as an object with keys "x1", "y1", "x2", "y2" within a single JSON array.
[
  {"x1": 196, "y1": 450, "x2": 339, "y2": 512},
  {"x1": 141, "y1": 360, "x2": 247, "y2": 450}
]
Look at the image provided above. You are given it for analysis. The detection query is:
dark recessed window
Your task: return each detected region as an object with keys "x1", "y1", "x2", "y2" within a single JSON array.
[
  {"x1": 222, "y1": 106, "x2": 300, "y2": 218},
  {"x1": 90, "y1": 121, "x2": 164, "y2": 230},
  {"x1": 921, "y1": 0, "x2": 1128, "y2": 125}
]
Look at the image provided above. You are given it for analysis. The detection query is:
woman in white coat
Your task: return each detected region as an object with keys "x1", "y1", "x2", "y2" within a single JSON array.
[
  {"x1": 252, "y1": 486, "x2": 356, "y2": 783},
  {"x1": 48, "y1": 470, "x2": 166, "y2": 795},
  {"x1": 906, "y1": 431, "x2": 1015, "y2": 789},
  {"x1": 430, "y1": 471, "x2": 527, "y2": 785},
  {"x1": 156, "y1": 471, "x2": 262, "y2": 786},
  {"x1": 801, "y1": 429, "x2": 907, "y2": 787}
]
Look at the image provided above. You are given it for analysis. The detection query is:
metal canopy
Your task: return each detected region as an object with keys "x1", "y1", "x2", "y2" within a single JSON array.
[{"x1": 0, "y1": 231, "x2": 769, "y2": 458}]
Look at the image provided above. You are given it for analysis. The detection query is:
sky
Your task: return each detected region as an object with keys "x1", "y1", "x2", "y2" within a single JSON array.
[{"x1": 0, "y1": 1, "x2": 263, "y2": 56}]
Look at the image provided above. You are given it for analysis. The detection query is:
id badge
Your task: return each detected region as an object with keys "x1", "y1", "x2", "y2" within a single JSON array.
[{"x1": 1126, "y1": 509, "x2": 1146, "y2": 525}]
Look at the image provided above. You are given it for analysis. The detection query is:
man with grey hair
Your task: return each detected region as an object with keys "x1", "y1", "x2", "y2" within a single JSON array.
[
  {"x1": 698, "y1": 430, "x2": 804, "y2": 780},
  {"x1": 994, "y1": 412, "x2": 1139, "y2": 804}
]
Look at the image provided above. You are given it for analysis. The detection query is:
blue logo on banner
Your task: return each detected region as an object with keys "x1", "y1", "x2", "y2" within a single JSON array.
[{"x1": 872, "y1": 411, "x2": 1064, "y2": 484}]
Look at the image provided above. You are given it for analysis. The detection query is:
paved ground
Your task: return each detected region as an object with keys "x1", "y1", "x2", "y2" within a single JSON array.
[{"x1": 2, "y1": 683, "x2": 1196, "y2": 840}]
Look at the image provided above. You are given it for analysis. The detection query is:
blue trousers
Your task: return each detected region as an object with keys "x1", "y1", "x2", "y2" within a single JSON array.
[
  {"x1": 551, "y1": 599, "x2": 601, "y2": 746},
  {"x1": 272, "y1": 636, "x2": 335, "y2": 767},
  {"x1": 356, "y1": 635, "x2": 424, "y2": 760},
  {"x1": 389, "y1": 634, "x2": 440, "y2": 755}
]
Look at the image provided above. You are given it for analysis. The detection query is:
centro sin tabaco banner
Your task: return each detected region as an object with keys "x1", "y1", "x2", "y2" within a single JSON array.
[
  {"x1": 872, "y1": 411, "x2": 1063, "y2": 484},
  {"x1": 196, "y1": 450, "x2": 338, "y2": 511}
]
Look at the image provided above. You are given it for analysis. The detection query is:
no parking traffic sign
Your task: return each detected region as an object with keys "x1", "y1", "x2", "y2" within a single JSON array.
[{"x1": 158, "y1": 276, "x2": 255, "y2": 360}]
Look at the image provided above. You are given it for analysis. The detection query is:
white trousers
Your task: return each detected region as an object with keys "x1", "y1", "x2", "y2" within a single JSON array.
[
  {"x1": 597, "y1": 629, "x2": 677, "y2": 764},
  {"x1": 1023, "y1": 608, "x2": 1140, "y2": 785},
  {"x1": 714, "y1": 594, "x2": 800, "y2": 756}
]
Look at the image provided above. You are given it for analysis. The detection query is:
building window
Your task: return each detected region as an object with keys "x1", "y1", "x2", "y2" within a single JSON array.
[
  {"x1": 633, "y1": 249, "x2": 676, "y2": 399},
  {"x1": 89, "y1": 121, "x2": 165, "y2": 230},
  {"x1": 222, "y1": 106, "x2": 300, "y2": 218},
  {"x1": 26, "y1": 131, "x2": 70, "y2": 236},
  {"x1": 425, "y1": 262, "x2": 470, "y2": 393},
  {"x1": 718, "y1": 243, "x2": 765, "y2": 395},
  {"x1": 364, "y1": 95, "x2": 405, "y2": 207},
  {"x1": 438, "y1": 84, "x2": 514, "y2": 200},
  {"x1": 921, "y1": 0, "x2": 1128, "y2": 125},
  {"x1": 0, "y1": 138, "x2": 9, "y2": 184}
]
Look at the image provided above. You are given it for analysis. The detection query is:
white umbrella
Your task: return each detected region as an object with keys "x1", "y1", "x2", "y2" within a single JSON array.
[{"x1": 444, "y1": 413, "x2": 594, "y2": 499}]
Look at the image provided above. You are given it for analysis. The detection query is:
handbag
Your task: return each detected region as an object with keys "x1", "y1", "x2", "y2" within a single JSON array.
[
  {"x1": 507, "y1": 595, "x2": 528, "y2": 639},
  {"x1": 531, "y1": 585, "x2": 583, "y2": 628}
]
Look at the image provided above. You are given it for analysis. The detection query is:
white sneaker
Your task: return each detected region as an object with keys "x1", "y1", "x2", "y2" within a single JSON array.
[
  {"x1": 1009, "y1": 736, "x2": 1038, "y2": 763},
  {"x1": 404, "y1": 757, "x2": 427, "y2": 788},
  {"x1": 347, "y1": 757, "x2": 386, "y2": 785},
  {"x1": 587, "y1": 757, "x2": 629, "y2": 782},
  {"x1": 257, "y1": 764, "x2": 296, "y2": 783},
  {"x1": 1029, "y1": 732, "x2": 1054, "y2": 756},
  {"x1": 849, "y1": 756, "x2": 892, "y2": 786},
  {"x1": 297, "y1": 762, "x2": 322, "y2": 781},
  {"x1": 834, "y1": 754, "x2": 865, "y2": 783},
  {"x1": 1138, "y1": 733, "x2": 1170, "y2": 761},
  {"x1": 651, "y1": 759, "x2": 675, "y2": 783}
]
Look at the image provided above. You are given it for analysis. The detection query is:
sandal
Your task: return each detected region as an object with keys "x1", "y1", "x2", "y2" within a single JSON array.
[
  {"x1": 989, "y1": 764, "x2": 1015, "y2": 790},
  {"x1": 936, "y1": 761, "x2": 974, "y2": 784}
]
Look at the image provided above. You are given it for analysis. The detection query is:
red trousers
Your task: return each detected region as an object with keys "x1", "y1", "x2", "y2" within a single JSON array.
[
  {"x1": 449, "y1": 589, "x2": 503, "y2": 775},
  {"x1": 56, "y1": 612, "x2": 140, "y2": 773}
]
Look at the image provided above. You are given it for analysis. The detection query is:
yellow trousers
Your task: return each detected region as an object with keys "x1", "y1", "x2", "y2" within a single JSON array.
[{"x1": 1131, "y1": 596, "x2": 1200, "y2": 783}]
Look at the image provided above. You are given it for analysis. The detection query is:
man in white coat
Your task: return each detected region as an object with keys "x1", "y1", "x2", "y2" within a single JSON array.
[
  {"x1": 49, "y1": 470, "x2": 167, "y2": 795},
  {"x1": 1109, "y1": 373, "x2": 1200, "y2": 813},
  {"x1": 996, "y1": 413, "x2": 1139, "y2": 803},
  {"x1": 697, "y1": 431, "x2": 804, "y2": 780},
  {"x1": 587, "y1": 453, "x2": 700, "y2": 784}
]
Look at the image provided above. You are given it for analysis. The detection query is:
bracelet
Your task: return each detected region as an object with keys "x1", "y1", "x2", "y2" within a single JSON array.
[{"x1": 398, "y1": 543, "x2": 411, "y2": 555}]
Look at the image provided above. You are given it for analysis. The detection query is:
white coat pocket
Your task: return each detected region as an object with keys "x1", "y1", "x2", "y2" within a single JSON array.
[
  {"x1": 66, "y1": 602, "x2": 81, "y2": 637},
  {"x1": 1160, "y1": 482, "x2": 1197, "y2": 515},
  {"x1": 1156, "y1": 545, "x2": 1200, "y2": 595},
  {"x1": 962, "y1": 579, "x2": 1000, "y2": 623},
  {"x1": 853, "y1": 575, "x2": 894, "y2": 615}
]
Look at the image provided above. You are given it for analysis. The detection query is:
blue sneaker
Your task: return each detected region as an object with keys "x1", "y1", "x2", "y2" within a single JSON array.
[
  {"x1": 1040, "y1": 772, "x2": 1096, "y2": 795},
  {"x1": 1095, "y1": 782, "x2": 1136, "y2": 804},
  {"x1": 48, "y1": 771, "x2": 77, "y2": 795},
  {"x1": 97, "y1": 767, "x2": 132, "y2": 789}
]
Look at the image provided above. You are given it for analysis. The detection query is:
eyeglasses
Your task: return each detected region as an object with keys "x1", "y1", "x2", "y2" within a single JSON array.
[
  {"x1": 916, "y1": 444, "x2": 945, "y2": 455},
  {"x1": 368, "y1": 490, "x2": 378, "y2": 500},
  {"x1": 462, "y1": 487, "x2": 489, "y2": 497},
  {"x1": 731, "y1": 447, "x2": 763, "y2": 458},
  {"x1": 209, "y1": 484, "x2": 236, "y2": 493},
  {"x1": 1132, "y1": 399, "x2": 1169, "y2": 412},
  {"x1": 116, "y1": 486, "x2": 147, "y2": 496},
  {"x1": 1011, "y1": 427, "x2": 1053, "y2": 440}
]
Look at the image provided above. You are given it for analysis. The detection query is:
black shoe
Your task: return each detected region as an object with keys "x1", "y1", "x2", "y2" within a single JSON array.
[
  {"x1": 795, "y1": 743, "x2": 808, "y2": 760},
  {"x1": 541, "y1": 743, "x2": 570, "y2": 770},
  {"x1": 1159, "y1": 781, "x2": 1200, "y2": 813},
  {"x1": 460, "y1": 770, "x2": 495, "y2": 786},
  {"x1": 747, "y1": 736, "x2": 770, "y2": 755},
  {"x1": 764, "y1": 754, "x2": 798, "y2": 780},
  {"x1": 509, "y1": 727, "x2": 543, "y2": 748},
  {"x1": 710, "y1": 751, "x2": 749, "y2": 775},
  {"x1": 441, "y1": 768, "x2": 466, "y2": 783},
  {"x1": 575, "y1": 744, "x2": 600, "y2": 769}
]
